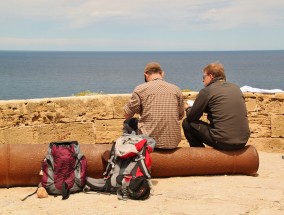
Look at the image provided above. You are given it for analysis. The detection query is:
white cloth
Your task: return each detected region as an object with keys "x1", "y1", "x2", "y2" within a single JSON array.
[
  {"x1": 187, "y1": 100, "x2": 194, "y2": 107},
  {"x1": 240, "y1": 85, "x2": 284, "y2": 94}
]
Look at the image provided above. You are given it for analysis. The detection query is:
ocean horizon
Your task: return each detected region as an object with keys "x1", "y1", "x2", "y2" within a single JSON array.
[{"x1": 1, "y1": 50, "x2": 283, "y2": 100}]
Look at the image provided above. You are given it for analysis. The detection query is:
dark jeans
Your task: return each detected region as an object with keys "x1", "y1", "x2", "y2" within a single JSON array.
[
  {"x1": 182, "y1": 119, "x2": 245, "y2": 151},
  {"x1": 123, "y1": 118, "x2": 138, "y2": 134}
]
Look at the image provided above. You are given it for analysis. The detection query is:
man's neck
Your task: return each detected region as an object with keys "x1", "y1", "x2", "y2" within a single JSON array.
[{"x1": 150, "y1": 74, "x2": 163, "y2": 81}]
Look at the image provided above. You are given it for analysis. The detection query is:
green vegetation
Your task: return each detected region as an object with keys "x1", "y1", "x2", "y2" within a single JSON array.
[
  {"x1": 182, "y1": 89, "x2": 193, "y2": 92},
  {"x1": 73, "y1": 90, "x2": 104, "y2": 96}
]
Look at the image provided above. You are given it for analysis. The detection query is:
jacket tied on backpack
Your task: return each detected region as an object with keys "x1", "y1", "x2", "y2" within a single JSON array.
[{"x1": 84, "y1": 134, "x2": 156, "y2": 200}]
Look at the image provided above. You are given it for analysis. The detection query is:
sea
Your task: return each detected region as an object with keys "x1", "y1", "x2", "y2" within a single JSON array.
[{"x1": 0, "y1": 50, "x2": 283, "y2": 100}]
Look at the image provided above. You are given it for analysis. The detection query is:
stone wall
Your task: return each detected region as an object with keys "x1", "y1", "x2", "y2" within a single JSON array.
[{"x1": 0, "y1": 92, "x2": 283, "y2": 152}]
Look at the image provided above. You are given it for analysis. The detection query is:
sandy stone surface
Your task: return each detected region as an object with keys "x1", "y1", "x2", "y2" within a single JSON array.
[{"x1": 0, "y1": 151, "x2": 283, "y2": 215}]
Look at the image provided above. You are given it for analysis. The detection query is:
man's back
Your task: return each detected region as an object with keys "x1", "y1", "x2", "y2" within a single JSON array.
[
  {"x1": 183, "y1": 62, "x2": 249, "y2": 150},
  {"x1": 202, "y1": 81, "x2": 250, "y2": 145},
  {"x1": 125, "y1": 79, "x2": 184, "y2": 149}
]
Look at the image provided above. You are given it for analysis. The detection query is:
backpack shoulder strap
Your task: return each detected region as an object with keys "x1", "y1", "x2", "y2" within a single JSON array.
[{"x1": 103, "y1": 141, "x2": 117, "y2": 177}]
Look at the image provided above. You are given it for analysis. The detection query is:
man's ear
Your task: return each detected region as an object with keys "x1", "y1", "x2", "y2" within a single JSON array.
[
  {"x1": 161, "y1": 71, "x2": 165, "y2": 78},
  {"x1": 144, "y1": 72, "x2": 149, "y2": 82}
]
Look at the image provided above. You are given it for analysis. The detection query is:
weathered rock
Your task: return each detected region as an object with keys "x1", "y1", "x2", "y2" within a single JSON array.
[{"x1": 0, "y1": 93, "x2": 283, "y2": 152}]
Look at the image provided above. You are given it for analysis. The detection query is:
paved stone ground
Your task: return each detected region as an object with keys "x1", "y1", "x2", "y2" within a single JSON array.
[{"x1": 0, "y1": 151, "x2": 283, "y2": 215}]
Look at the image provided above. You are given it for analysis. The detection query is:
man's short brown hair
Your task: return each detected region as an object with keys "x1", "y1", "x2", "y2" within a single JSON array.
[
  {"x1": 203, "y1": 62, "x2": 226, "y2": 80},
  {"x1": 144, "y1": 62, "x2": 163, "y2": 74}
]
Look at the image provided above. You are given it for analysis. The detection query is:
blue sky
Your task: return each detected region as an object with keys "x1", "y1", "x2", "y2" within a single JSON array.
[{"x1": 0, "y1": 0, "x2": 283, "y2": 51}]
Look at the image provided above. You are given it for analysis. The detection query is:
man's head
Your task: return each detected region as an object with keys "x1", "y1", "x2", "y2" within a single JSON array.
[
  {"x1": 202, "y1": 62, "x2": 226, "y2": 86},
  {"x1": 144, "y1": 62, "x2": 164, "y2": 82}
]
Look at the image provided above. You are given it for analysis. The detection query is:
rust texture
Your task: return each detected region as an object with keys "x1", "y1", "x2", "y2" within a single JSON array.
[
  {"x1": 151, "y1": 145, "x2": 259, "y2": 177},
  {"x1": 0, "y1": 144, "x2": 259, "y2": 188}
]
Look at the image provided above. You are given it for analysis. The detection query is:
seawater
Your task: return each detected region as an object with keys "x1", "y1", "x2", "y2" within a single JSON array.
[{"x1": 0, "y1": 50, "x2": 283, "y2": 100}]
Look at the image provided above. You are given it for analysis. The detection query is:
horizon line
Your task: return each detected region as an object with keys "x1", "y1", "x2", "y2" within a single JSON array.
[{"x1": 0, "y1": 49, "x2": 283, "y2": 52}]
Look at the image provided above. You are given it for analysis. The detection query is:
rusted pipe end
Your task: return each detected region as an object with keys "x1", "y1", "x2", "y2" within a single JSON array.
[{"x1": 0, "y1": 144, "x2": 10, "y2": 187}]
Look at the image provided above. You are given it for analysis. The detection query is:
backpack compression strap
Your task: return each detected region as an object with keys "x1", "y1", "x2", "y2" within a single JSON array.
[
  {"x1": 62, "y1": 182, "x2": 70, "y2": 200},
  {"x1": 134, "y1": 144, "x2": 151, "y2": 179}
]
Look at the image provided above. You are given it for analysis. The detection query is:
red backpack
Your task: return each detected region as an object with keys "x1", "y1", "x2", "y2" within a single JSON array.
[
  {"x1": 40, "y1": 141, "x2": 87, "y2": 199},
  {"x1": 83, "y1": 134, "x2": 156, "y2": 200}
]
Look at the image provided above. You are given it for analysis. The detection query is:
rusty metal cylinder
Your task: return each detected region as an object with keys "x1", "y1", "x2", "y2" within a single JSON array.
[
  {"x1": 151, "y1": 145, "x2": 259, "y2": 177},
  {"x1": 0, "y1": 144, "x2": 259, "y2": 188}
]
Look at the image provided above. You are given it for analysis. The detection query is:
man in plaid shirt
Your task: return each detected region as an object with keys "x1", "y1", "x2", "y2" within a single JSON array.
[{"x1": 124, "y1": 62, "x2": 184, "y2": 149}]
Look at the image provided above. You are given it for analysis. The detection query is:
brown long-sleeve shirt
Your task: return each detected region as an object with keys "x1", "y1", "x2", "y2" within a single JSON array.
[{"x1": 125, "y1": 79, "x2": 184, "y2": 149}]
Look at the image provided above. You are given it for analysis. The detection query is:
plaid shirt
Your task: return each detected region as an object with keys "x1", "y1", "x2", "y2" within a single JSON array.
[{"x1": 124, "y1": 79, "x2": 184, "y2": 149}]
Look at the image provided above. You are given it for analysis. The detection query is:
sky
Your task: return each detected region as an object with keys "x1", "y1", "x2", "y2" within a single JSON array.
[{"x1": 0, "y1": 0, "x2": 284, "y2": 51}]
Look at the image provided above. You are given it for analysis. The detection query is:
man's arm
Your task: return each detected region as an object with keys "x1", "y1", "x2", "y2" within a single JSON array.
[
  {"x1": 178, "y1": 91, "x2": 185, "y2": 120},
  {"x1": 186, "y1": 90, "x2": 209, "y2": 122},
  {"x1": 124, "y1": 92, "x2": 141, "y2": 119}
]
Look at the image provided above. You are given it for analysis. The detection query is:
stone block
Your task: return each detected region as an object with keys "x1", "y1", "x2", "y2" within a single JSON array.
[
  {"x1": 245, "y1": 98, "x2": 258, "y2": 112},
  {"x1": 24, "y1": 99, "x2": 56, "y2": 124},
  {"x1": 242, "y1": 92, "x2": 257, "y2": 98},
  {"x1": 271, "y1": 114, "x2": 284, "y2": 137},
  {"x1": 275, "y1": 93, "x2": 284, "y2": 99},
  {"x1": 264, "y1": 100, "x2": 284, "y2": 115},
  {"x1": 52, "y1": 97, "x2": 90, "y2": 122},
  {"x1": 251, "y1": 94, "x2": 284, "y2": 115},
  {"x1": 111, "y1": 94, "x2": 130, "y2": 119},
  {"x1": 182, "y1": 92, "x2": 198, "y2": 100},
  {"x1": 268, "y1": 98, "x2": 284, "y2": 115},
  {"x1": 0, "y1": 127, "x2": 37, "y2": 144},
  {"x1": 248, "y1": 138, "x2": 284, "y2": 153},
  {"x1": 0, "y1": 101, "x2": 25, "y2": 127},
  {"x1": 0, "y1": 99, "x2": 58, "y2": 127},
  {"x1": 0, "y1": 115, "x2": 16, "y2": 128},
  {"x1": 82, "y1": 95, "x2": 114, "y2": 120},
  {"x1": 36, "y1": 123, "x2": 96, "y2": 144},
  {"x1": 95, "y1": 119, "x2": 124, "y2": 144},
  {"x1": 248, "y1": 114, "x2": 271, "y2": 138},
  {"x1": 25, "y1": 99, "x2": 56, "y2": 113}
]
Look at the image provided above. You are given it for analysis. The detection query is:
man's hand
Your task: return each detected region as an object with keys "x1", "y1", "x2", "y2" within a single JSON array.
[{"x1": 124, "y1": 112, "x2": 132, "y2": 119}]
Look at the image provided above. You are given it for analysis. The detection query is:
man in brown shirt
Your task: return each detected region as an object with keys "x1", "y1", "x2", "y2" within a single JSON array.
[{"x1": 124, "y1": 62, "x2": 184, "y2": 149}]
